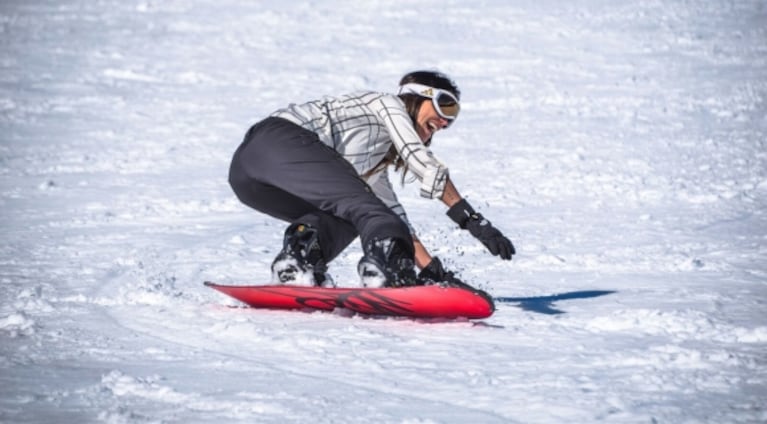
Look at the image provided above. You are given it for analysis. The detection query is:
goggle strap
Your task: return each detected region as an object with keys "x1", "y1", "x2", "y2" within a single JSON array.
[{"x1": 398, "y1": 83, "x2": 457, "y2": 102}]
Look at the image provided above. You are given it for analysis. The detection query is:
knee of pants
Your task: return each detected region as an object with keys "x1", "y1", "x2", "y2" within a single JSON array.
[{"x1": 357, "y1": 212, "x2": 412, "y2": 247}]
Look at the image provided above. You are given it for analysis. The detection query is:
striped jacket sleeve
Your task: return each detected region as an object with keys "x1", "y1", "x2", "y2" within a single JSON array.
[{"x1": 371, "y1": 95, "x2": 449, "y2": 200}]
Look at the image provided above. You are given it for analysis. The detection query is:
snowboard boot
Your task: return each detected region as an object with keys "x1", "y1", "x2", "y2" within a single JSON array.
[
  {"x1": 271, "y1": 223, "x2": 331, "y2": 286},
  {"x1": 357, "y1": 238, "x2": 421, "y2": 288}
]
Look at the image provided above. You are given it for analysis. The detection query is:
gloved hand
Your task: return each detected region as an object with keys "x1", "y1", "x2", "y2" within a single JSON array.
[
  {"x1": 418, "y1": 257, "x2": 467, "y2": 287},
  {"x1": 447, "y1": 199, "x2": 515, "y2": 260}
]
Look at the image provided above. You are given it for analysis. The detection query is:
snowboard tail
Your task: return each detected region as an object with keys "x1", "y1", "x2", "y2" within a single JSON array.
[{"x1": 204, "y1": 282, "x2": 494, "y2": 319}]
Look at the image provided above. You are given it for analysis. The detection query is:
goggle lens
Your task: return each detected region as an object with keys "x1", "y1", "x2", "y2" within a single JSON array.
[{"x1": 434, "y1": 92, "x2": 460, "y2": 121}]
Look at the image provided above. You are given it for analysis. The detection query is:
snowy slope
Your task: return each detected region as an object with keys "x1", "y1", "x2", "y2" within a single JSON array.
[{"x1": 1, "y1": 0, "x2": 766, "y2": 422}]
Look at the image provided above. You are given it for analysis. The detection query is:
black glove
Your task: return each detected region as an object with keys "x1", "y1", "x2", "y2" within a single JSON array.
[
  {"x1": 418, "y1": 257, "x2": 466, "y2": 287},
  {"x1": 419, "y1": 258, "x2": 491, "y2": 305},
  {"x1": 447, "y1": 199, "x2": 515, "y2": 260}
]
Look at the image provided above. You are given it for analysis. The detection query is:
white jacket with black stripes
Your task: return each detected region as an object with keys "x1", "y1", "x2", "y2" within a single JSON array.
[{"x1": 270, "y1": 91, "x2": 449, "y2": 232}]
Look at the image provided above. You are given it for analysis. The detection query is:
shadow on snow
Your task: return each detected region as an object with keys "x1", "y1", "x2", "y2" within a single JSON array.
[{"x1": 495, "y1": 290, "x2": 616, "y2": 315}]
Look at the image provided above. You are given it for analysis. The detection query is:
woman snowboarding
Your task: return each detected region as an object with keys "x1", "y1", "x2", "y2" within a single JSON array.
[{"x1": 228, "y1": 70, "x2": 514, "y2": 288}]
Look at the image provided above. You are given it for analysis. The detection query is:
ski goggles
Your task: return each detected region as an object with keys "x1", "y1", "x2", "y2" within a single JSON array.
[{"x1": 398, "y1": 83, "x2": 461, "y2": 123}]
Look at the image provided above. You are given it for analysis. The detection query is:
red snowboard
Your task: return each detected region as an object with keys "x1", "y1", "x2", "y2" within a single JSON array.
[{"x1": 205, "y1": 282, "x2": 495, "y2": 319}]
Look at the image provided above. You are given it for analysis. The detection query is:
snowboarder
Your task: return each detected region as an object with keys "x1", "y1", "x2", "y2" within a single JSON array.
[{"x1": 228, "y1": 70, "x2": 514, "y2": 288}]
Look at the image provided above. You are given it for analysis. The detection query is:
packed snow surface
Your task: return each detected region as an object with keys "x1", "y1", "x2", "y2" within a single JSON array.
[{"x1": 2, "y1": 0, "x2": 766, "y2": 423}]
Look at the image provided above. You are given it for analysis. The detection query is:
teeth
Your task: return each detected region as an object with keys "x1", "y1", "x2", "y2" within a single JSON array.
[{"x1": 428, "y1": 122, "x2": 438, "y2": 131}]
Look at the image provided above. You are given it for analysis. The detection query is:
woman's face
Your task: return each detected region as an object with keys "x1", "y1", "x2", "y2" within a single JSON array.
[{"x1": 414, "y1": 100, "x2": 451, "y2": 143}]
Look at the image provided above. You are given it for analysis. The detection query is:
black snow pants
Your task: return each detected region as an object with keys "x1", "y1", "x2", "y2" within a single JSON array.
[{"x1": 228, "y1": 117, "x2": 412, "y2": 264}]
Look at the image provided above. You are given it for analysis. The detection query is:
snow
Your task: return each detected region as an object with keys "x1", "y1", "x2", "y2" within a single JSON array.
[{"x1": 1, "y1": 0, "x2": 766, "y2": 422}]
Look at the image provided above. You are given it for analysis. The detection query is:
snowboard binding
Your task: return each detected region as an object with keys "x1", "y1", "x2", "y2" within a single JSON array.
[{"x1": 271, "y1": 223, "x2": 331, "y2": 287}]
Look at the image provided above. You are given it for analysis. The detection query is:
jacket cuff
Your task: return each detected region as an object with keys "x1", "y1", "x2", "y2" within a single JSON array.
[{"x1": 419, "y1": 165, "x2": 448, "y2": 199}]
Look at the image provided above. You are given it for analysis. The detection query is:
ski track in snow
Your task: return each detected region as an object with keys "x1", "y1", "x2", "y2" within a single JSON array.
[{"x1": 1, "y1": 0, "x2": 766, "y2": 423}]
